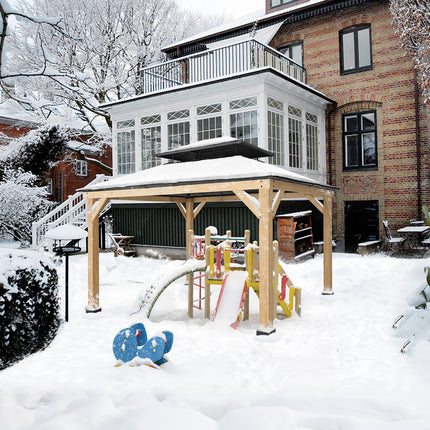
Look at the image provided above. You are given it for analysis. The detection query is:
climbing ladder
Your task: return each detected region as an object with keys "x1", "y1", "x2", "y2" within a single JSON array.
[{"x1": 31, "y1": 174, "x2": 110, "y2": 249}]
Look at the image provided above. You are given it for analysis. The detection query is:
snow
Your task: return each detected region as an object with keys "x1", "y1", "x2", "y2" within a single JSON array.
[
  {"x1": 82, "y1": 155, "x2": 323, "y2": 192},
  {"x1": 45, "y1": 225, "x2": 88, "y2": 241},
  {"x1": 1, "y1": 247, "x2": 430, "y2": 429}
]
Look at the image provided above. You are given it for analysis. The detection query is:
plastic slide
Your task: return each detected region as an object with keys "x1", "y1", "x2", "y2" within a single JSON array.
[
  {"x1": 212, "y1": 270, "x2": 248, "y2": 327},
  {"x1": 133, "y1": 258, "x2": 206, "y2": 317}
]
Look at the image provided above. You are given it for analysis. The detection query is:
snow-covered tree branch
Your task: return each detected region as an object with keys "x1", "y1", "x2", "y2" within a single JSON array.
[
  {"x1": 1, "y1": 0, "x2": 224, "y2": 134},
  {"x1": 390, "y1": 0, "x2": 430, "y2": 103}
]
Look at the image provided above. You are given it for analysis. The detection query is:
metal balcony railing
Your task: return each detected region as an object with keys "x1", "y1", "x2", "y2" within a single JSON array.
[{"x1": 141, "y1": 39, "x2": 306, "y2": 94}]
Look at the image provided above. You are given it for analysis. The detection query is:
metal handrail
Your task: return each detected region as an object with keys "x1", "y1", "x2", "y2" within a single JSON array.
[{"x1": 141, "y1": 39, "x2": 307, "y2": 94}]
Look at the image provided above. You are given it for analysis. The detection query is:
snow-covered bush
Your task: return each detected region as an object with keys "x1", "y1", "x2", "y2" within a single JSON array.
[
  {"x1": 0, "y1": 169, "x2": 53, "y2": 244},
  {"x1": 0, "y1": 249, "x2": 61, "y2": 370}
]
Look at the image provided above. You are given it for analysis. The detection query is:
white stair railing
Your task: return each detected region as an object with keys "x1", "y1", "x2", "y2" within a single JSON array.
[{"x1": 32, "y1": 174, "x2": 110, "y2": 249}]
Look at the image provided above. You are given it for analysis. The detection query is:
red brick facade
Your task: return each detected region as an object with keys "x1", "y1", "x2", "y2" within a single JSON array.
[
  {"x1": 0, "y1": 117, "x2": 112, "y2": 202},
  {"x1": 270, "y1": 0, "x2": 429, "y2": 245}
]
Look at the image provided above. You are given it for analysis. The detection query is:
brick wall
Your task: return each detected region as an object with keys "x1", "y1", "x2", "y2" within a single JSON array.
[{"x1": 270, "y1": 0, "x2": 429, "y2": 242}]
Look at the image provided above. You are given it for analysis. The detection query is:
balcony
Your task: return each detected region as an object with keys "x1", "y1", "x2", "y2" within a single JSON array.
[{"x1": 141, "y1": 39, "x2": 306, "y2": 95}]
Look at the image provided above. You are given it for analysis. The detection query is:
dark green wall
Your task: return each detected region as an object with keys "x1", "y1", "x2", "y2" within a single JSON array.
[{"x1": 112, "y1": 200, "x2": 322, "y2": 247}]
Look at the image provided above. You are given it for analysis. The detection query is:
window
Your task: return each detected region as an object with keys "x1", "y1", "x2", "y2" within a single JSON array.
[
  {"x1": 340, "y1": 25, "x2": 372, "y2": 74},
  {"x1": 75, "y1": 160, "x2": 88, "y2": 177},
  {"x1": 343, "y1": 111, "x2": 377, "y2": 169},
  {"x1": 306, "y1": 113, "x2": 318, "y2": 171},
  {"x1": 45, "y1": 178, "x2": 53, "y2": 195},
  {"x1": 197, "y1": 103, "x2": 222, "y2": 140},
  {"x1": 117, "y1": 119, "x2": 136, "y2": 174},
  {"x1": 141, "y1": 114, "x2": 161, "y2": 170},
  {"x1": 278, "y1": 42, "x2": 303, "y2": 66},
  {"x1": 267, "y1": 97, "x2": 284, "y2": 166},
  {"x1": 270, "y1": 0, "x2": 298, "y2": 9},
  {"x1": 230, "y1": 97, "x2": 258, "y2": 145},
  {"x1": 167, "y1": 109, "x2": 190, "y2": 149},
  {"x1": 288, "y1": 105, "x2": 302, "y2": 168}
]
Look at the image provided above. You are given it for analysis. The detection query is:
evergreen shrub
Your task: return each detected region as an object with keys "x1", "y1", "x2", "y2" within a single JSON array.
[{"x1": 0, "y1": 250, "x2": 61, "y2": 370}]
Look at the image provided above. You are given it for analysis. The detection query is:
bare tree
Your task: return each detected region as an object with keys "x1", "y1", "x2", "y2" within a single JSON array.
[
  {"x1": 2, "y1": 0, "x2": 220, "y2": 134},
  {"x1": 391, "y1": 0, "x2": 430, "y2": 103}
]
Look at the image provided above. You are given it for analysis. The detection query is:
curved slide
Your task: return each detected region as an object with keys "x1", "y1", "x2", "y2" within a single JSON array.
[{"x1": 133, "y1": 258, "x2": 206, "y2": 318}]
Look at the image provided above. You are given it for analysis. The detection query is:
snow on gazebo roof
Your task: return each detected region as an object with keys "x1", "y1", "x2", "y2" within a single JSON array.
[{"x1": 82, "y1": 155, "x2": 332, "y2": 194}]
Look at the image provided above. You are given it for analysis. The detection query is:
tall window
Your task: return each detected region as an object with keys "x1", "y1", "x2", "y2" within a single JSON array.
[
  {"x1": 267, "y1": 97, "x2": 284, "y2": 166},
  {"x1": 288, "y1": 105, "x2": 302, "y2": 168},
  {"x1": 278, "y1": 42, "x2": 303, "y2": 66},
  {"x1": 141, "y1": 114, "x2": 161, "y2": 170},
  {"x1": 197, "y1": 103, "x2": 222, "y2": 140},
  {"x1": 343, "y1": 111, "x2": 377, "y2": 169},
  {"x1": 117, "y1": 119, "x2": 136, "y2": 174},
  {"x1": 306, "y1": 113, "x2": 318, "y2": 171},
  {"x1": 75, "y1": 160, "x2": 88, "y2": 177},
  {"x1": 230, "y1": 96, "x2": 258, "y2": 145},
  {"x1": 340, "y1": 25, "x2": 372, "y2": 74},
  {"x1": 167, "y1": 109, "x2": 190, "y2": 150}
]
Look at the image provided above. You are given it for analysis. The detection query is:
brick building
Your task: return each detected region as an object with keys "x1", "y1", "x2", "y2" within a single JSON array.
[
  {"x1": 102, "y1": 0, "x2": 429, "y2": 252},
  {"x1": 0, "y1": 116, "x2": 112, "y2": 203}
]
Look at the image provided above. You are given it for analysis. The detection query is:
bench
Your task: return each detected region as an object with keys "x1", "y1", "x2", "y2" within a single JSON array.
[{"x1": 358, "y1": 240, "x2": 382, "y2": 255}]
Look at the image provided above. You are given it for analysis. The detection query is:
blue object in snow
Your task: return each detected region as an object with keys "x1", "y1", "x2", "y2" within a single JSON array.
[{"x1": 112, "y1": 323, "x2": 173, "y2": 366}]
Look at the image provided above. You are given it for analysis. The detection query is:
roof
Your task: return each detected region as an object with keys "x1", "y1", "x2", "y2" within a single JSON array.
[
  {"x1": 162, "y1": 0, "x2": 333, "y2": 53},
  {"x1": 82, "y1": 155, "x2": 334, "y2": 195},
  {"x1": 156, "y1": 137, "x2": 273, "y2": 162}
]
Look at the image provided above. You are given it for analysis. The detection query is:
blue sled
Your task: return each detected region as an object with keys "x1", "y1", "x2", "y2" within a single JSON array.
[{"x1": 112, "y1": 323, "x2": 173, "y2": 367}]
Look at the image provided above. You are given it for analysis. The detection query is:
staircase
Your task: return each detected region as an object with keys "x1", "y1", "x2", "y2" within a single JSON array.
[{"x1": 32, "y1": 174, "x2": 111, "y2": 249}]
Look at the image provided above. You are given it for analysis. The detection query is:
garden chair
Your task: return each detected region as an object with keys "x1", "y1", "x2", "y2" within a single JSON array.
[{"x1": 382, "y1": 221, "x2": 405, "y2": 252}]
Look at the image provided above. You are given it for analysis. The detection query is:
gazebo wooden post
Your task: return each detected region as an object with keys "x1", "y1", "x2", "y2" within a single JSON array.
[
  {"x1": 86, "y1": 197, "x2": 108, "y2": 313},
  {"x1": 257, "y1": 181, "x2": 276, "y2": 334},
  {"x1": 322, "y1": 192, "x2": 334, "y2": 295},
  {"x1": 185, "y1": 199, "x2": 194, "y2": 317}
]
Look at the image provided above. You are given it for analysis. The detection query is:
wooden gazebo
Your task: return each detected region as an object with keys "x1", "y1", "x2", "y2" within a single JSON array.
[{"x1": 83, "y1": 143, "x2": 335, "y2": 334}]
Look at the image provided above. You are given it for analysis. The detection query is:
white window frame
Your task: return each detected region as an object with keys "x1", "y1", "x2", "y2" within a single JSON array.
[{"x1": 75, "y1": 160, "x2": 88, "y2": 177}]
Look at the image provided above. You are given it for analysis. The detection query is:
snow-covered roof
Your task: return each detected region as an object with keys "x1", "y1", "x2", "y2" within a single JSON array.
[
  {"x1": 82, "y1": 155, "x2": 332, "y2": 194},
  {"x1": 67, "y1": 140, "x2": 102, "y2": 154},
  {"x1": 162, "y1": 0, "x2": 331, "y2": 52}
]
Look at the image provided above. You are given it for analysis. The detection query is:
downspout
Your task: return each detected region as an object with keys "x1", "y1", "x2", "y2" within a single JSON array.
[{"x1": 414, "y1": 68, "x2": 421, "y2": 218}]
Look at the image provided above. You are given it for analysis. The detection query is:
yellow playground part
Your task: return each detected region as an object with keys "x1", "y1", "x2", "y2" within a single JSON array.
[{"x1": 190, "y1": 228, "x2": 301, "y2": 326}]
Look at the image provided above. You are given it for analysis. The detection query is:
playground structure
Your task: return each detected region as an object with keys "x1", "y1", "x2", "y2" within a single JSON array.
[{"x1": 137, "y1": 227, "x2": 301, "y2": 328}]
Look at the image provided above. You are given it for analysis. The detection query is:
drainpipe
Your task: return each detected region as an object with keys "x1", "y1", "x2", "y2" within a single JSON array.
[{"x1": 414, "y1": 68, "x2": 421, "y2": 219}]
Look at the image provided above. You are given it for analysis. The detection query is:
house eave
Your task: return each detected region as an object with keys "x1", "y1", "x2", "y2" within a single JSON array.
[{"x1": 100, "y1": 67, "x2": 335, "y2": 111}]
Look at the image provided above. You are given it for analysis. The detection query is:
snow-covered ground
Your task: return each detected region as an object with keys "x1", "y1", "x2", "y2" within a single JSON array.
[{"x1": 1, "y1": 249, "x2": 430, "y2": 429}]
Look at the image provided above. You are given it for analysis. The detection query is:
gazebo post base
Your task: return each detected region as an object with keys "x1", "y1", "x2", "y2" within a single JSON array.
[
  {"x1": 321, "y1": 290, "x2": 334, "y2": 296},
  {"x1": 85, "y1": 307, "x2": 102, "y2": 314},
  {"x1": 256, "y1": 327, "x2": 276, "y2": 336}
]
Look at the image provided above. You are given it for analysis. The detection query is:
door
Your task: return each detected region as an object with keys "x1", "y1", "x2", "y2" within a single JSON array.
[{"x1": 344, "y1": 201, "x2": 379, "y2": 253}]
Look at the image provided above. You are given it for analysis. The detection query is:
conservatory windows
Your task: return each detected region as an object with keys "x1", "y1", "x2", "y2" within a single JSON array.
[
  {"x1": 197, "y1": 103, "x2": 222, "y2": 141},
  {"x1": 288, "y1": 105, "x2": 303, "y2": 169},
  {"x1": 167, "y1": 109, "x2": 190, "y2": 150},
  {"x1": 116, "y1": 119, "x2": 136, "y2": 175},
  {"x1": 267, "y1": 97, "x2": 284, "y2": 166},
  {"x1": 230, "y1": 97, "x2": 258, "y2": 145},
  {"x1": 141, "y1": 114, "x2": 161, "y2": 170},
  {"x1": 306, "y1": 113, "x2": 318, "y2": 171},
  {"x1": 343, "y1": 110, "x2": 377, "y2": 169},
  {"x1": 340, "y1": 25, "x2": 372, "y2": 74}
]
